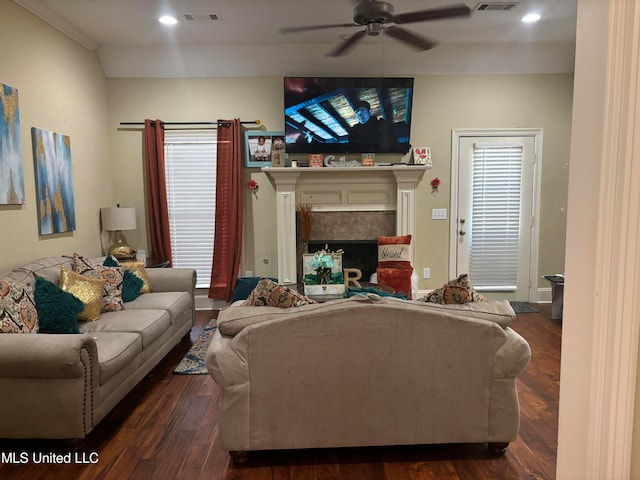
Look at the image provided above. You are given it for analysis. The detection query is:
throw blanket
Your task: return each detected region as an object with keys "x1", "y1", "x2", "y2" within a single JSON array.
[{"x1": 347, "y1": 286, "x2": 408, "y2": 300}]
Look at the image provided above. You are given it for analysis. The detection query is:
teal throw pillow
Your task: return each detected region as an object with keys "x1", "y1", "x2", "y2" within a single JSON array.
[
  {"x1": 103, "y1": 255, "x2": 120, "y2": 268},
  {"x1": 103, "y1": 256, "x2": 143, "y2": 302},
  {"x1": 34, "y1": 277, "x2": 83, "y2": 334},
  {"x1": 121, "y1": 270, "x2": 144, "y2": 302}
]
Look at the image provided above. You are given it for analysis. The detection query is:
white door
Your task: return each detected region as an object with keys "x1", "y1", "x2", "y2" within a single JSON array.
[{"x1": 450, "y1": 130, "x2": 541, "y2": 302}]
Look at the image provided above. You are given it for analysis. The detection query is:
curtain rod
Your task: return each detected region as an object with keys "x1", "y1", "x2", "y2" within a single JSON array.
[{"x1": 119, "y1": 120, "x2": 261, "y2": 126}]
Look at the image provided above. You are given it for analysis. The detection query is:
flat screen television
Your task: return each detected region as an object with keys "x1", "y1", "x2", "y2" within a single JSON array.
[{"x1": 284, "y1": 77, "x2": 414, "y2": 155}]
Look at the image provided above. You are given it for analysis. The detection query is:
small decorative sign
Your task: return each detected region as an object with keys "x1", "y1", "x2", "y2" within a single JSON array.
[
  {"x1": 413, "y1": 147, "x2": 432, "y2": 166},
  {"x1": 271, "y1": 136, "x2": 286, "y2": 167},
  {"x1": 378, "y1": 244, "x2": 411, "y2": 262},
  {"x1": 361, "y1": 153, "x2": 375, "y2": 166},
  {"x1": 309, "y1": 154, "x2": 323, "y2": 168}
]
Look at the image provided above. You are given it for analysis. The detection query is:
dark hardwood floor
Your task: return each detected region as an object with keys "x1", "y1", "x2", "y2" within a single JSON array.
[{"x1": 0, "y1": 305, "x2": 561, "y2": 480}]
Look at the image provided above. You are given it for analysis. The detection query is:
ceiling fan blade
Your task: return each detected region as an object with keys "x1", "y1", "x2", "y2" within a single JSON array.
[
  {"x1": 280, "y1": 23, "x2": 359, "y2": 34},
  {"x1": 393, "y1": 4, "x2": 471, "y2": 24},
  {"x1": 328, "y1": 30, "x2": 367, "y2": 57},
  {"x1": 385, "y1": 26, "x2": 437, "y2": 51}
]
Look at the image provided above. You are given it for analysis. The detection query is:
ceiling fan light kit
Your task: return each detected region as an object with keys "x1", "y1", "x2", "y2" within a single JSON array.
[{"x1": 280, "y1": 0, "x2": 472, "y2": 57}]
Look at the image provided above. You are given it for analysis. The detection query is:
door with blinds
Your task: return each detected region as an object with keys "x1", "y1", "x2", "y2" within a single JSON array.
[{"x1": 451, "y1": 130, "x2": 541, "y2": 302}]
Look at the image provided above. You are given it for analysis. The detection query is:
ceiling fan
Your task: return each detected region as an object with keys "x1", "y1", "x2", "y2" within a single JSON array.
[{"x1": 280, "y1": 0, "x2": 472, "y2": 57}]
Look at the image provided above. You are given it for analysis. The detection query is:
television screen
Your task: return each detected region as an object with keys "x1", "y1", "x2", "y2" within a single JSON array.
[{"x1": 284, "y1": 77, "x2": 414, "y2": 155}]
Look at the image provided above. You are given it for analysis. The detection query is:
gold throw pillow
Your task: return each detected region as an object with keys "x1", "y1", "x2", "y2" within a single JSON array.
[
  {"x1": 59, "y1": 267, "x2": 105, "y2": 321},
  {"x1": 119, "y1": 260, "x2": 152, "y2": 294}
]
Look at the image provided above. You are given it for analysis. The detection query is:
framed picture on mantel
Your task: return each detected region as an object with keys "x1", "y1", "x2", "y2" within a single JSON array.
[{"x1": 244, "y1": 131, "x2": 285, "y2": 168}]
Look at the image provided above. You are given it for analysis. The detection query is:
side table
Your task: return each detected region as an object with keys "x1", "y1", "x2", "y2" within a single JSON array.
[{"x1": 146, "y1": 258, "x2": 170, "y2": 268}]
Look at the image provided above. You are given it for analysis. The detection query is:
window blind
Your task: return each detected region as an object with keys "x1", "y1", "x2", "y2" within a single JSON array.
[
  {"x1": 469, "y1": 143, "x2": 523, "y2": 290},
  {"x1": 164, "y1": 130, "x2": 217, "y2": 288}
]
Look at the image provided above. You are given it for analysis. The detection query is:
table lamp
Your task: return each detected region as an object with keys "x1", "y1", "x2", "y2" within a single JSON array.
[{"x1": 101, "y1": 205, "x2": 137, "y2": 261}]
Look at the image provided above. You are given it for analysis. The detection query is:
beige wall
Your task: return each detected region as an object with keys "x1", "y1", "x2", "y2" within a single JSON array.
[
  {"x1": 106, "y1": 77, "x2": 284, "y2": 277},
  {"x1": 1, "y1": 0, "x2": 573, "y2": 291},
  {"x1": 406, "y1": 74, "x2": 572, "y2": 290},
  {"x1": 0, "y1": 0, "x2": 113, "y2": 274},
  {"x1": 107, "y1": 74, "x2": 573, "y2": 290}
]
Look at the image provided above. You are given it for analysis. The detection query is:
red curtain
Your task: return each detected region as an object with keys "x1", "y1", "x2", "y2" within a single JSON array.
[
  {"x1": 209, "y1": 119, "x2": 243, "y2": 301},
  {"x1": 143, "y1": 119, "x2": 173, "y2": 266}
]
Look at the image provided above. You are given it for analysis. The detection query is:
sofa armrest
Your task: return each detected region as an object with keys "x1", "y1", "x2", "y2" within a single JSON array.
[
  {"x1": 146, "y1": 267, "x2": 196, "y2": 294},
  {"x1": 492, "y1": 328, "x2": 532, "y2": 378},
  {"x1": 0, "y1": 333, "x2": 98, "y2": 378}
]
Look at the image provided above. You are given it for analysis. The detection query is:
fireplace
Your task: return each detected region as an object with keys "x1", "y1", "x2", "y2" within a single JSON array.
[
  {"x1": 263, "y1": 165, "x2": 427, "y2": 285},
  {"x1": 304, "y1": 209, "x2": 396, "y2": 283}
]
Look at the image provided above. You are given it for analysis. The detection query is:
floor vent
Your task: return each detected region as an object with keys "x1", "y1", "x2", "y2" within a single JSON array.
[{"x1": 475, "y1": 2, "x2": 518, "y2": 11}]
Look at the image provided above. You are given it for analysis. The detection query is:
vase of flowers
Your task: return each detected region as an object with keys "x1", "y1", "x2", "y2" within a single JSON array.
[{"x1": 311, "y1": 250, "x2": 334, "y2": 285}]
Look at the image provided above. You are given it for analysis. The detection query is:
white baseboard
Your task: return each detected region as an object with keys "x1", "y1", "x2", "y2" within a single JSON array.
[
  {"x1": 537, "y1": 287, "x2": 552, "y2": 303},
  {"x1": 194, "y1": 294, "x2": 228, "y2": 311}
]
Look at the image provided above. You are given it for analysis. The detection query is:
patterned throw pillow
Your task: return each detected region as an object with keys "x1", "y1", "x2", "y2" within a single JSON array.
[
  {"x1": 0, "y1": 279, "x2": 38, "y2": 334},
  {"x1": 103, "y1": 256, "x2": 144, "y2": 302},
  {"x1": 60, "y1": 267, "x2": 106, "y2": 321},
  {"x1": 244, "y1": 278, "x2": 318, "y2": 308},
  {"x1": 422, "y1": 274, "x2": 486, "y2": 304},
  {"x1": 72, "y1": 253, "x2": 124, "y2": 312},
  {"x1": 34, "y1": 277, "x2": 83, "y2": 334}
]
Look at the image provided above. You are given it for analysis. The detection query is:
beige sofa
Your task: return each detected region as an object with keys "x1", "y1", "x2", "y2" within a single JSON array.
[
  {"x1": 207, "y1": 294, "x2": 531, "y2": 457},
  {"x1": 0, "y1": 256, "x2": 196, "y2": 439}
]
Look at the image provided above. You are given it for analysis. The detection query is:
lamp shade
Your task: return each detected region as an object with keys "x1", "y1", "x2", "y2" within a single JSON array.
[{"x1": 101, "y1": 207, "x2": 137, "y2": 231}]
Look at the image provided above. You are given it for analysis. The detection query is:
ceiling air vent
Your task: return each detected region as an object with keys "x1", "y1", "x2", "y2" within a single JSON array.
[
  {"x1": 475, "y1": 2, "x2": 518, "y2": 11},
  {"x1": 182, "y1": 13, "x2": 219, "y2": 23}
]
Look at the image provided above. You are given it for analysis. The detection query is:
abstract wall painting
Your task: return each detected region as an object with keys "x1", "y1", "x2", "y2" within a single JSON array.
[
  {"x1": 0, "y1": 83, "x2": 25, "y2": 205},
  {"x1": 31, "y1": 127, "x2": 76, "y2": 235}
]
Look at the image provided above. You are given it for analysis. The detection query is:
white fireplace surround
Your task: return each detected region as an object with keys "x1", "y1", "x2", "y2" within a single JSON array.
[{"x1": 262, "y1": 165, "x2": 428, "y2": 285}]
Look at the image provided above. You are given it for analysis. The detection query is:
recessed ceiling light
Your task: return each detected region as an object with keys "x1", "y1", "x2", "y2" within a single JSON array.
[
  {"x1": 159, "y1": 15, "x2": 178, "y2": 25},
  {"x1": 521, "y1": 13, "x2": 541, "y2": 23}
]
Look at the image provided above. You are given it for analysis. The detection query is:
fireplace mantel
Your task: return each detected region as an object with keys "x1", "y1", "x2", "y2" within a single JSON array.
[{"x1": 262, "y1": 165, "x2": 429, "y2": 285}]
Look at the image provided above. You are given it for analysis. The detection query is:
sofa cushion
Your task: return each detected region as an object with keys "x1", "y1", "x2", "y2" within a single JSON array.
[
  {"x1": 79, "y1": 309, "x2": 171, "y2": 349},
  {"x1": 219, "y1": 295, "x2": 516, "y2": 336},
  {"x1": 2, "y1": 256, "x2": 72, "y2": 288},
  {"x1": 72, "y1": 253, "x2": 124, "y2": 312},
  {"x1": 34, "y1": 277, "x2": 83, "y2": 334},
  {"x1": 123, "y1": 291, "x2": 191, "y2": 325},
  {"x1": 245, "y1": 278, "x2": 317, "y2": 308},
  {"x1": 91, "y1": 332, "x2": 142, "y2": 385},
  {"x1": 219, "y1": 295, "x2": 378, "y2": 336},
  {"x1": 0, "y1": 279, "x2": 38, "y2": 334},
  {"x1": 412, "y1": 298, "x2": 516, "y2": 328},
  {"x1": 60, "y1": 268, "x2": 105, "y2": 322}
]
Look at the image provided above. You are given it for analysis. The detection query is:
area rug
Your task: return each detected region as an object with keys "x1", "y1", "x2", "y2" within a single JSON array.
[
  {"x1": 510, "y1": 301, "x2": 539, "y2": 314},
  {"x1": 173, "y1": 318, "x2": 217, "y2": 375}
]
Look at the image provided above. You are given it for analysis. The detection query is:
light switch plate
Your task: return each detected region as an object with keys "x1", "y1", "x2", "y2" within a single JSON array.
[
  {"x1": 422, "y1": 268, "x2": 431, "y2": 279},
  {"x1": 432, "y1": 208, "x2": 447, "y2": 220}
]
